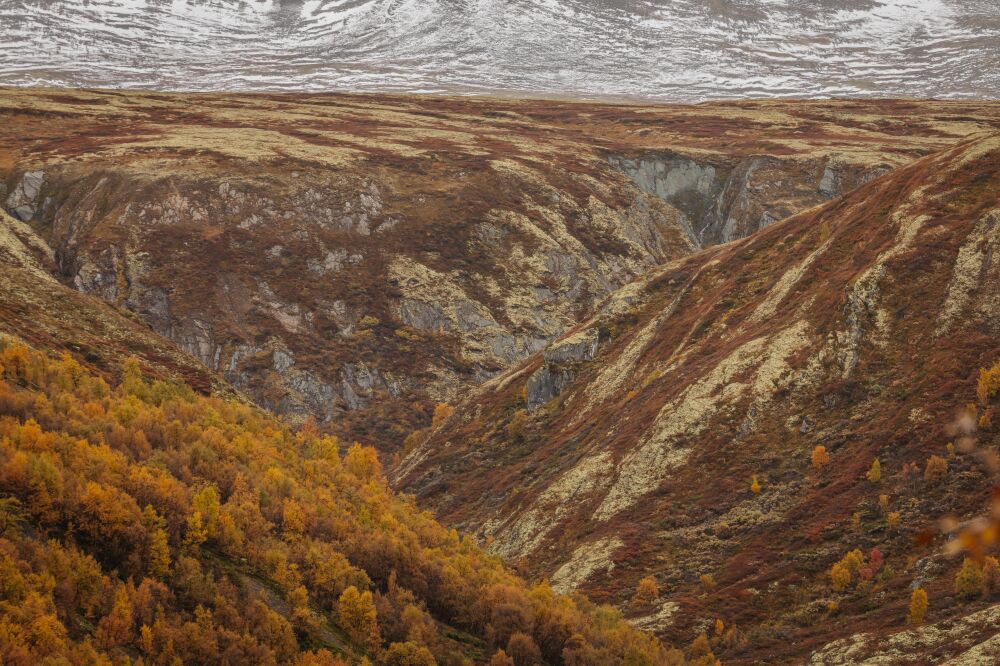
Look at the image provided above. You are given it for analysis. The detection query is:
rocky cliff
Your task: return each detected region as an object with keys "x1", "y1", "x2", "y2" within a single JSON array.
[{"x1": 612, "y1": 150, "x2": 887, "y2": 246}]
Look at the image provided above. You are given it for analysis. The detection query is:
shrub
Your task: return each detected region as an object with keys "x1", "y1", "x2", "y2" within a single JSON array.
[
  {"x1": 383, "y1": 642, "x2": 436, "y2": 666},
  {"x1": 866, "y1": 458, "x2": 881, "y2": 483},
  {"x1": 506, "y1": 409, "x2": 527, "y2": 441},
  {"x1": 983, "y1": 556, "x2": 1000, "y2": 597},
  {"x1": 841, "y1": 549, "x2": 865, "y2": 576},
  {"x1": 879, "y1": 494, "x2": 890, "y2": 515},
  {"x1": 908, "y1": 588, "x2": 928, "y2": 624},
  {"x1": 829, "y1": 549, "x2": 868, "y2": 592},
  {"x1": 819, "y1": 221, "x2": 831, "y2": 242},
  {"x1": 506, "y1": 632, "x2": 541, "y2": 666},
  {"x1": 358, "y1": 315, "x2": 380, "y2": 329},
  {"x1": 488, "y1": 650, "x2": 515, "y2": 666},
  {"x1": 830, "y1": 563, "x2": 851, "y2": 592},
  {"x1": 750, "y1": 474, "x2": 761, "y2": 494},
  {"x1": 431, "y1": 402, "x2": 454, "y2": 428},
  {"x1": 688, "y1": 633, "x2": 715, "y2": 664},
  {"x1": 812, "y1": 445, "x2": 830, "y2": 471},
  {"x1": 925, "y1": 455, "x2": 948, "y2": 484},
  {"x1": 699, "y1": 574, "x2": 716, "y2": 592},
  {"x1": 295, "y1": 650, "x2": 347, "y2": 666},
  {"x1": 95, "y1": 584, "x2": 133, "y2": 649},
  {"x1": 147, "y1": 525, "x2": 171, "y2": 579},
  {"x1": 344, "y1": 443, "x2": 382, "y2": 481},
  {"x1": 402, "y1": 429, "x2": 426, "y2": 454},
  {"x1": 956, "y1": 558, "x2": 984, "y2": 600},
  {"x1": 183, "y1": 510, "x2": 208, "y2": 549},
  {"x1": 977, "y1": 359, "x2": 1000, "y2": 404},
  {"x1": 338, "y1": 586, "x2": 380, "y2": 652},
  {"x1": 632, "y1": 576, "x2": 659, "y2": 607}
]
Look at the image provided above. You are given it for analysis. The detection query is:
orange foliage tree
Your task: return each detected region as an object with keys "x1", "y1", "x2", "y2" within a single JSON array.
[
  {"x1": 812, "y1": 445, "x2": 830, "y2": 471},
  {"x1": 908, "y1": 588, "x2": 928, "y2": 625}
]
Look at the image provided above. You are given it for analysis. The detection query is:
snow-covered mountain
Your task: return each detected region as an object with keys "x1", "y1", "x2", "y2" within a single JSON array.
[{"x1": 0, "y1": 0, "x2": 998, "y2": 100}]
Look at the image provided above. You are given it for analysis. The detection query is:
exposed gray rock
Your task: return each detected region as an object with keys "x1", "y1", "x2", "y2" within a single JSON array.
[
  {"x1": 340, "y1": 362, "x2": 382, "y2": 409},
  {"x1": 543, "y1": 327, "x2": 599, "y2": 364},
  {"x1": 611, "y1": 154, "x2": 721, "y2": 243},
  {"x1": 306, "y1": 248, "x2": 362, "y2": 275},
  {"x1": 526, "y1": 365, "x2": 576, "y2": 410},
  {"x1": 613, "y1": 154, "x2": 718, "y2": 213},
  {"x1": 175, "y1": 318, "x2": 221, "y2": 369},
  {"x1": 818, "y1": 164, "x2": 840, "y2": 197},
  {"x1": 611, "y1": 152, "x2": 889, "y2": 246},
  {"x1": 6, "y1": 171, "x2": 45, "y2": 221},
  {"x1": 272, "y1": 348, "x2": 295, "y2": 373},
  {"x1": 284, "y1": 369, "x2": 339, "y2": 420},
  {"x1": 398, "y1": 298, "x2": 449, "y2": 333},
  {"x1": 526, "y1": 327, "x2": 601, "y2": 410}
]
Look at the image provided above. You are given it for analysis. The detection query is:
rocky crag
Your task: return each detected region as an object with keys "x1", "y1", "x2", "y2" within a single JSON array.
[{"x1": 0, "y1": 207, "x2": 228, "y2": 394}]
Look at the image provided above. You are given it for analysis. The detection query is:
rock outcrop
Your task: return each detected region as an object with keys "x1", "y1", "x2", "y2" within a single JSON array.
[
  {"x1": 526, "y1": 327, "x2": 600, "y2": 410},
  {"x1": 0, "y1": 208, "x2": 228, "y2": 393},
  {"x1": 4, "y1": 170, "x2": 44, "y2": 221}
]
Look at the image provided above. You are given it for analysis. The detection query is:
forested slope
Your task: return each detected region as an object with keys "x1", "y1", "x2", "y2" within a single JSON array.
[{"x1": 0, "y1": 338, "x2": 690, "y2": 665}]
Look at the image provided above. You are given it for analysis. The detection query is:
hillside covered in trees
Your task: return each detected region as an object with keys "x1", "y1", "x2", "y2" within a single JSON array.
[{"x1": 0, "y1": 337, "x2": 695, "y2": 665}]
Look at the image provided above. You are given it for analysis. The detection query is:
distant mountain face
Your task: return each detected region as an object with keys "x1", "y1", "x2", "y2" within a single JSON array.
[{"x1": 1, "y1": 0, "x2": 998, "y2": 100}]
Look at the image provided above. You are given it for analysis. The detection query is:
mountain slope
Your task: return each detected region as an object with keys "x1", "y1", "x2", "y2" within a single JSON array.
[
  {"x1": 397, "y1": 133, "x2": 1000, "y2": 662},
  {"x1": 0, "y1": 336, "x2": 686, "y2": 665},
  {"x1": 1, "y1": 0, "x2": 998, "y2": 101},
  {"x1": 0, "y1": 208, "x2": 227, "y2": 395},
  {"x1": 4, "y1": 88, "x2": 1000, "y2": 449}
]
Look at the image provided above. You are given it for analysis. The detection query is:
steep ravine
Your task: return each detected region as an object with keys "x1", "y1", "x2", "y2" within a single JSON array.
[
  {"x1": 398, "y1": 133, "x2": 1000, "y2": 663},
  {"x1": 2, "y1": 150, "x2": 880, "y2": 439},
  {"x1": 8, "y1": 163, "x2": 690, "y2": 433},
  {"x1": 4, "y1": 89, "x2": 1000, "y2": 449}
]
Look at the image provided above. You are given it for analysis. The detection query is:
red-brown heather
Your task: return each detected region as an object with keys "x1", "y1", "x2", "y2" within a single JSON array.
[{"x1": 2, "y1": 88, "x2": 1000, "y2": 664}]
